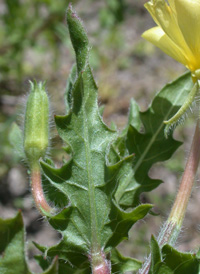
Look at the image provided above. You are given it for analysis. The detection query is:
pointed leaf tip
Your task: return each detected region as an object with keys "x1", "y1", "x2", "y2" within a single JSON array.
[{"x1": 67, "y1": 4, "x2": 89, "y2": 73}]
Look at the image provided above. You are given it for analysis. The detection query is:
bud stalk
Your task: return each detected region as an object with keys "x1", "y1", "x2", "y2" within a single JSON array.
[{"x1": 24, "y1": 81, "x2": 53, "y2": 215}]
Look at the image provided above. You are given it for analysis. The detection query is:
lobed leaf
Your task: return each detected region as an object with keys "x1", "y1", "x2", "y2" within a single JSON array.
[
  {"x1": 113, "y1": 72, "x2": 193, "y2": 208},
  {"x1": 38, "y1": 4, "x2": 152, "y2": 271}
]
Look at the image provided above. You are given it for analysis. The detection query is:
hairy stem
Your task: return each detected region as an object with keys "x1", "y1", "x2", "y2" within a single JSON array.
[
  {"x1": 138, "y1": 120, "x2": 200, "y2": 274},
  {"x1": 169, "y1": 121, "x2": 200, "y2": 225},
  {"x1": 90, "y1": 251, "x2": 111, "y2": 274},
  {"x1": 30, "y1": 162, "x2": 53, "y2": 215}
]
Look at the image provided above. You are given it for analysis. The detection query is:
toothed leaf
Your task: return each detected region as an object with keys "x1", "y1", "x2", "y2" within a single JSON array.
[
  {"x1": 38, "y1": 5, "x2": 152, "y2": 271},
  {"x1": 114, "y1": 72, "x2": 193, "y2": 208}
]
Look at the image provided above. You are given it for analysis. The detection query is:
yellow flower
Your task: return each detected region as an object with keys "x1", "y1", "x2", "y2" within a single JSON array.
[{"x1": 142, "y1": 0, "x2": 200, "y2": 82}]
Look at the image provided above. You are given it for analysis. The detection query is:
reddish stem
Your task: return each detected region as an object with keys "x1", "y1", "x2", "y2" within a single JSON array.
[
  {"x1": 90, "y1": 250, "x2": 111, "y2": 274},
  {"x1": 31, "y1": 165, "x2": 52, "y2": 214},
  {"x1": 138, "y1": 120, "x2": 200, "y2": 274},
  {"x1": 92, "y1": 261, "x2": 110, "y2": 274},
  {"x1": 169, "y1": 120, "x2": 200, "y2": 224}
]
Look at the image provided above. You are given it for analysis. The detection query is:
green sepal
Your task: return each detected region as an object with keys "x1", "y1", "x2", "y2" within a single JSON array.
[
  {"x1": 23, "y1": 81, "x2": 49, "y2": 164},
  {"x1": 164, "y1": 81, "x2": 199, "y2": 136}
]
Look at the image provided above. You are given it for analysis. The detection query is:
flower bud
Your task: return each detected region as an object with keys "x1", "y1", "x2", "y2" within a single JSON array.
[{"x1": 24, "y1": 81, "x2": 49, "y2": 165}]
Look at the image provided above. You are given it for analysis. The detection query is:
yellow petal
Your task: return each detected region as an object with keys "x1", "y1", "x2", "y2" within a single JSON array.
[
  {"x1": 174, "y1": 0, "x2": 200, "y2": 70},
  {"x1": 153, "y1": 0, "x2": 193, "y2": 59},
  {"x1": 168, "y1": 0, "x2": 175, "y2": 13},
  {"x1": 144, "y1": 1, "x2": 160, "y2": 26},
  {"x1": 142, "y1": 26, "x2": 188, "y2": 66}
]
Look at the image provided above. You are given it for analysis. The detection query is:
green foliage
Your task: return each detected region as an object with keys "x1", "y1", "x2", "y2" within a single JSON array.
[
  {"x1": 0, "y1": 212, "x2": 58, "y2": 274},
  {"x1": 149, "y1": 235, "x2": 163, "y2": 274},
  {"x1": 0, "y1": 212, "x2": 29, "y2": 274},
  {"x1": 38, "y1": 5, "x2": 152, "y2": 271},
  {"x1": 35, "y1": 5, "x2": 194, "y2": 273},
  {"x1": 113, "y1": 72, "x2": 193, "y2": 208},
  {"x1": 149, "y1": 237, "x2": 200, "y2": 274},
  {"x1": 3, "y1": 2, "x2": 200, "y2": 274},
  {"x1": 111, "y1": 248, "x2": 142, "y2": 273}
]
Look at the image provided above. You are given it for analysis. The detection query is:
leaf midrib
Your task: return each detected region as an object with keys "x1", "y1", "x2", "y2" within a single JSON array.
[{"x1": 81, "y1": 77, "x2": 100, "y2": 253}]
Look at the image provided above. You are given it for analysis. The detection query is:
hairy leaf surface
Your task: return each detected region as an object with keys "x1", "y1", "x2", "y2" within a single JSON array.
[{"x1": 39, "y1": 5, "x2": 152, "y2": 271}]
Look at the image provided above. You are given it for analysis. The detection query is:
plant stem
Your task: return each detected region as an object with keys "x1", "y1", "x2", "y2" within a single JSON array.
[
  {"x1": 138, "y1": 120, "x2": 200, "y2": 274},
  {"x1": 169, "y1": 122, "x2": 200, "y2": 225},
  {"x1": 30, "y1": 162, "x2": 53, "y2": 215},
  {"x1": 90, "y1": 250, "x2": 111, "y2": 274}
]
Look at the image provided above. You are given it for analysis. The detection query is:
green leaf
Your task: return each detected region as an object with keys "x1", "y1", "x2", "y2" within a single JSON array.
[
  {"x1": 38, "y1": 4, "x2": 152, "y2": 271},
  {"x1": 161, "y1": 245, "x2": 200, "y2": 274},
  {"x1": 153, "y1": 263, "x2": 174, "y2": 274},
  {"x1": 35, "y1": 246, "x2": 143, "y2": 274},
  {"x1": 127, "y1": 98, "x2": 142, "y2": 131},
  {"x1": 149, "y1": 235, "x2": 161, "y2": 274},
  {"x1": 67, "y1": 3, "x2": 89, "y2": 74},
  {"x1": 144, "y1": 238, "x2": 200, "y2": 274},
  {"x1": 114, "y1": 72, "x2": 193, "y2": 207},
  {"x1": 40, "y1": 257, "x2": 58, "y2": 274},
  {"x1": 35, "y1": 253, "x2": 90, "y2": 274},
  {"x1": 0, "y1": 211, "x2": 30, "y2": 274},
  {"x1": 40, "y1": 61, "x2": 151, "y2": 268},
  {"x1": 34, "y1": 242, "x2": 90, "y2": 273},
  {"x1": 65, "y1": 64, "x2": 77, "y2": 114},
  {"x1": 0, "y1": 212, "x2": 58, "y2": 274},
  {"x1": 105, "y1": 202, "x2": 152, "y2": 249},
  {"x1": 111, "y1": 248, "x2": 142, "y2": 273}
]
